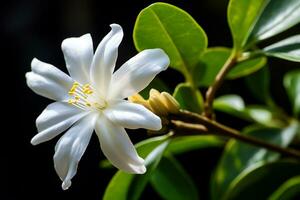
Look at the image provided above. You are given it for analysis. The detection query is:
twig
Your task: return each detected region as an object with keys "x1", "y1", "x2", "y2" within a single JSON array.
[
  {"x1": 170, "y1": 120, "x2": 208, "y2": 135},
  {"x1": 170, "y1": 110, "x2": 300, "y2": 159},
  {"x1": 204, "y1": 52, "x2": 237, "y2": 118}
]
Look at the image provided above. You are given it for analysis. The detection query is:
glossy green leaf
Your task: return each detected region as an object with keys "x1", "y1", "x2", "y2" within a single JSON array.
[
  {"x1": 269, "y1": 176, "x2": 300, "y2": 200},
  {"x1": 135, "y1": 135, "x2": 171, "y2": 158},
  {"x1": 284, "y1": 70, "x2": 300, "y2": 118},
  {"x1": 227, "y1": 0, "x2": 267, "y2": 49},
  {"x1": 249, "y1": 0, "x2": 300, "y2": 42},
  {"x1": 263, "y1": 35, "x2": 300, "y2": 62},
  {"x1": 129, "y1": 141, "x2": 170, "y2": 200},
  {"x1": 213, "y1": 94, "x2": 249, "y2": 119},
  {"x1": 194, "y1": 48, "x2": 266, "y2": 87},
  {"x1": 228, "y1": 56, "x2": 267, "y2": 79},
  {"x1": 150, "y1": 155, "x2": 199, "y2": 200},
  {"x1": 245, "y1": 105, "x2": 287, "y2": 127},
  {"x1": 245, "y1": 66, "x2": 271, "y2": 103},
  {"x1": 244, "y1": 106, "x2": 275, "y2": 125},
  {"x1": 103, "y1": 170, "x2": 134, "y2": 200},
  {"x1": 213, "y1": 95, "x2": 257, "y2": 121},
  {"x1": 100, "y1": 135, "x2": 170, "y2": 169},
  {"x1": 167, "y1": 135, "x2": 224, "y2": 155},
  {"x1": 211, "y1": 124, "x2": 299, "y2": 200},
  {"x1": 214, "y1": 95, "x2": 284, "y2": 127},
  {"x1": 213, "y1": 95, "x2": 278, "y2": 126},
  {"x1": 100, "y1": 135, "x2": 224, "y2": 169},
  {"x1": 214, "y1": 95, "x2": 246, "y2": 111},
  {"x1": 134, "y1": 2, "x2": 207, "y2": 78},
  {"x1": 223, "y1": 160, "x2": 300, "y2": 200},
  {"x1": 103, "y1": 137, "x2": 170, "y2": 200},
  {"x1": 140, "y1": 78, "x2": 170, "y2": 99},
  {"x1": 173, "y1": 83, "x2": 203, "y2": 113},
  {"x1": 193, "y1": 48, "x2": 229, "y2": 87}
]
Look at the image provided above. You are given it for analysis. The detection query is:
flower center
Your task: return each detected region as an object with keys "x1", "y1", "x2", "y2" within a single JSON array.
[{"x1": 67, "y1": 82, "x2": 107, "y2": 111}]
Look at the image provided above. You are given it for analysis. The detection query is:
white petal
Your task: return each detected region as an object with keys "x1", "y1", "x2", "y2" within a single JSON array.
[
  {"x1": 26, "y1": 58, "x2": 73, "y2": 101},
  {"x1": 61, "y1": 34, "x2": 94, "y2": 84},
  {"x1": 95, "y1": 116, "x2": 146, "y2": 174},
  {"x1": 54, "y1": 114, "x2": 96, "y2": 190},
  {"x1": 90, "y1": 24, "x2": 123, "y2": 97},
  {"x1": 31, "y1": 102, "x2": 87, "y2": 145},
  {"x1": 104, "y1": 100, "x2": 161, "y2": 130},
  {"x1": 108, "y1": 49, "x2": 169, "y2": 99}
]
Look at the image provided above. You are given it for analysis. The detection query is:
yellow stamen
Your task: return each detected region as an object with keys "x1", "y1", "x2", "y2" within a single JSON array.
[
  {"x1": 70, "y1": 85, "x2": 78, "y2": 91},
  {"x1": 67, "y1": 82, "x2": 106, "y2": 111},
  {"x1": 68, "y1": 99, "x2": 76, "y2": 104}
]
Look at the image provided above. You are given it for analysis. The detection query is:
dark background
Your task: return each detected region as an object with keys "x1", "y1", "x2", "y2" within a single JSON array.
[{"x1": 3, "y1": 0, "x2": 299, "y2": 199}]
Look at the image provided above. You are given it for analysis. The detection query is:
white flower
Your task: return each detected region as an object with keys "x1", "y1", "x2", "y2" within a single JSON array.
[{"x1": 25, "y1": 24, "x2": 169, "y2": 190}]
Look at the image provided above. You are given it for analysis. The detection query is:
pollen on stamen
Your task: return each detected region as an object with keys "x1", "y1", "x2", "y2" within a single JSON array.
[
  {"x1": 67, "y1": 82, "x2": 106, "y2": 110},
  {"x1": 68, "y1": 99, "x2": 76, "y2": 104},
  {"x1": 70, "y1": 85, "x2": 78, "y2": 91},
  {"x1": 83, "y1": 84, "x2": 91, "y2": 89},
  {"x1": 84, "y1": 90, "x2": 93, "y2": 94},
  {"x1": 82, "y1": 84, "x2": 93, "y2": 94}
]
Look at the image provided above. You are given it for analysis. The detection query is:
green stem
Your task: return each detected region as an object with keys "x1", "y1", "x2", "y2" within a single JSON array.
[{"x1": 204, "y1": 51, "x2": 238, "y2": 118}]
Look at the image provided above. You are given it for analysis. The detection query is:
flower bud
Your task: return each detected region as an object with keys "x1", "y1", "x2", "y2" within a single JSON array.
[
  {"x1": 149, "y1": 88, "x2": 161, "y2": 98},
  {"x1": 160, "y1": 92, "x2": 180, "y2": 114},
  {"x1": 129, "y1": 89, "x2": 180, "y2": 117},
  {"x1": 149, "y1": 95, "x2": 169, "y2": 116}
]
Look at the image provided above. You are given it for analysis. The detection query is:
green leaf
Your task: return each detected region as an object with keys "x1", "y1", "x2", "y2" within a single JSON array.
[
  {"x1": 214, "y1": 95, "x2": 285, "y2": 127},
  {"x1": 194, "y1": 47, "x2": 266, "y2": 87},
  {"x1": 167, "y1": 135, "x2": 224, "y2": 155},
  {"x1": 227, "y1": 0, "x2": 267, "y2": 49},
  {"x1": 135, "y1": 135, "x2": 171, "y2": 158},
  {"x1": 103, "y1": 170, "x2": 134, "y2": 200},
  {"x1": 150, "y1": 155, "x2": 199, "y2": 200},
  {"x1": 214, "y1": 95, "x2": 245, "y2": 111},
  {"x1": 249, "y1": 0, "x2": 300, "y2": 42},
  {"x1": 134, "y1": 2, "x2": 207, "y2": 79},
  {"x1": 263, "y1": 35, "x2": 300, "y2": 62},
  {"x1": 244, "y1": 106, "x2": 279, "y2": 126},
  {"x1": 100, "y1": 135, "x2": 170, "y2": 169},
  {"x1": 284, "y1": 70, "x2": 300, "y2": 118},
  {"x1": 244, "y1": 66, "x2": 271, "y2": 103},
  {"x1": 223, "y1": 160, "x2": 300, "y2": 200},
  {"x1": 103, "y1": 137, "x2": 170, "y2": 200},
  {"x1": 269, "y1": 176, "x2": 300, "y2": 200},
  {"x1": 193, "y1": 48, "x2": 229, "y2": 87},
  {"x1": 213, "y1": 95, "x2": 259, "y2": 121},
  {"x1": 229, "y1": 0, "x2": 300, "y2": 48},
  {"x1": 211, "y1": 124, "x2": 299, "y2": 200},
  {"x1": 173, "y1": 83, "x2": 203, "y2": 113},
  {"x1": 100, "y1": 135, "x2": 224, "y2": 169},
  {"x1": 213, "y1": 94, "x2": 248, "y2": 119},
  {"x1": 228, "y1": 56, "x2": 267, "y2": 79},
  {"x1": 140, "y1": 78, "x2": 170, "y2": 99}
]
